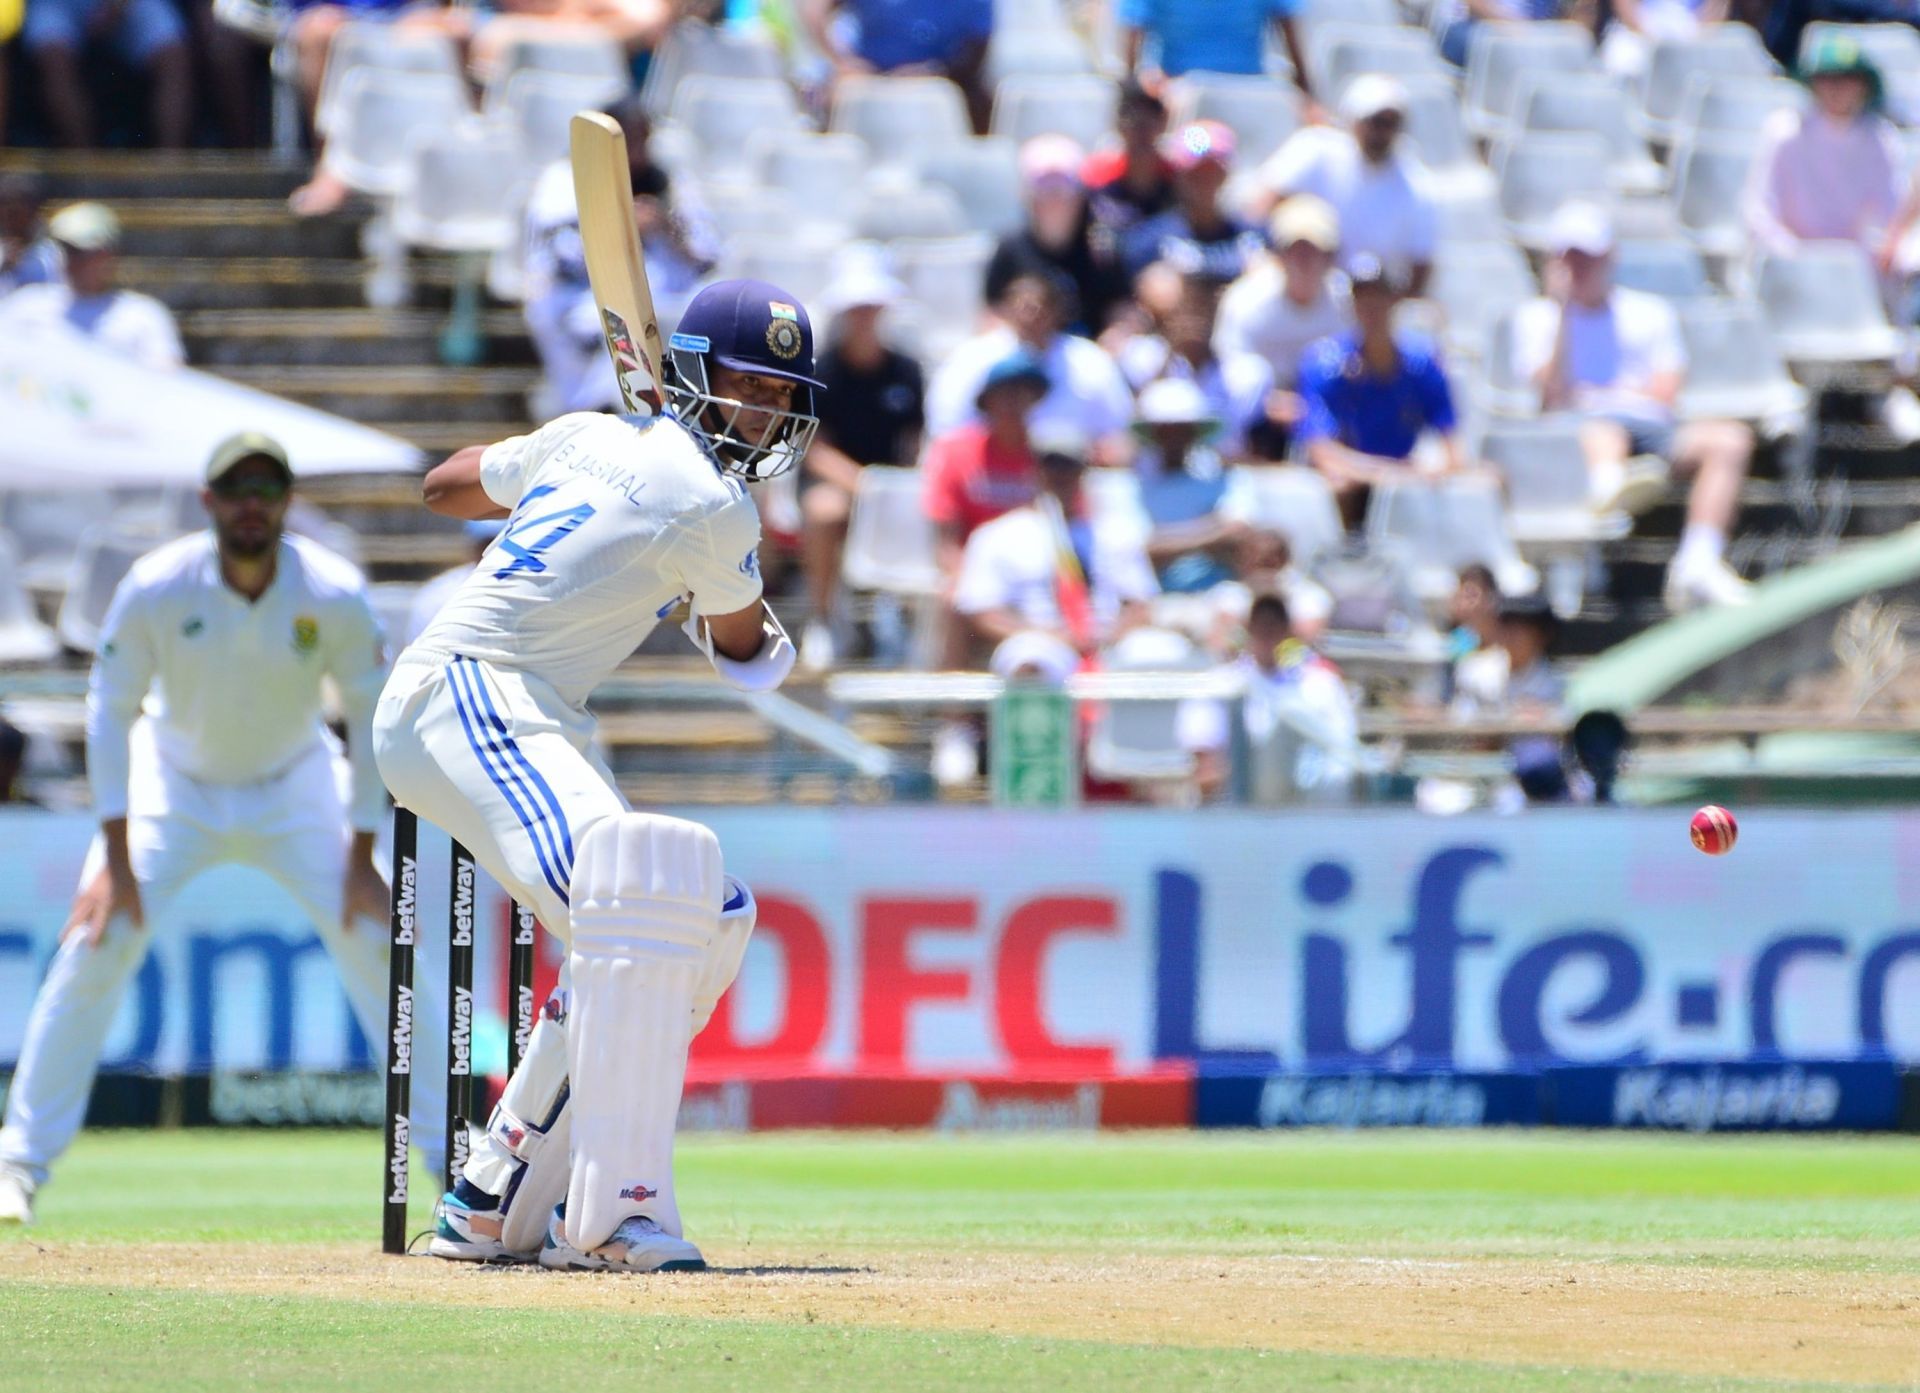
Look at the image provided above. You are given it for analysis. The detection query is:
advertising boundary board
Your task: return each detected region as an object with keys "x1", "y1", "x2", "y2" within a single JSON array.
[
  {"x1": 6, "y1": 807, "x2": 1920, "y2": 1085},
  {"x1": 32, "y1": 1062, "x2": 1916, "y2": 1133}
]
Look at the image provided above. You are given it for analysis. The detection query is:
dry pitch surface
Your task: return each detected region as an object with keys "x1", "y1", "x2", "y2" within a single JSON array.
[{"x1": 1, "y1": 1130, "x2": 1916, "y2": 1391}]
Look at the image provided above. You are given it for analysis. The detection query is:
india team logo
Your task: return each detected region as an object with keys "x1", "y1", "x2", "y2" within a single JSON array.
[
  {"x1": 766, "y1": 302, "x2": 802, "y2": 360},
  {"x1": 292, "y1": 615, "x2": 319, "y2": 654}
]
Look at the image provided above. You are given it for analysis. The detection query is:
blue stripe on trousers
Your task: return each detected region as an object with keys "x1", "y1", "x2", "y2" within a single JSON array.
[
  {"x1": 460, "y1": 657, "x2": 579, "y2": 871},
  {"x1": 445, "y1": 659, "x2": 570, "y2": 905}
]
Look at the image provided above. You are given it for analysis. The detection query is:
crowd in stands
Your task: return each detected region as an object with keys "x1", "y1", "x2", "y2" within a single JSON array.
[{"x1": 10, "y1": 0, "x2": 1920, "y2": 807}]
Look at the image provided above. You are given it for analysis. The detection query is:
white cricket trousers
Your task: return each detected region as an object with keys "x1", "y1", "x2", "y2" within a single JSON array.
[
  {"x1": 373, "y1": 650, "x2": 626, "y2": 942},
  {"x1": 0, "y1": 720, "x2": 437, "y2": 1188}
]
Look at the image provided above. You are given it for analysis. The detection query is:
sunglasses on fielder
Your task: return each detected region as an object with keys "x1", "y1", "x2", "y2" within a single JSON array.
[{"x1": 210, "y1": 475, "x2": 291, "y2": 502}]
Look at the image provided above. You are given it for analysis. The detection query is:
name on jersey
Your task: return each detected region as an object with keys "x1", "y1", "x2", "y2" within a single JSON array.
[{"x1": 550, "y1": 438, "x2": 648, "y2": 507}]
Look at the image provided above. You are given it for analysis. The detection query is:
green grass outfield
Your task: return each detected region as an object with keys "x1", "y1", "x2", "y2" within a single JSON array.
[{"x1": 3, "y1": 1129, "x2": 1918, "y2": 1392}]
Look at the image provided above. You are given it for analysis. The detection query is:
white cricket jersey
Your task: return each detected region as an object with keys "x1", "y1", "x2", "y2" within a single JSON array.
[
  {"x1": 87, "y1": 531, "x2": 390, "y2": 831},
  {"x1": 410, "y1": 412, "x2": 765, "y2": 709}
]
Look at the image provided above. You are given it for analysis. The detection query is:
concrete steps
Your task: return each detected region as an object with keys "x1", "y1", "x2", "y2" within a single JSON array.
[
  {"x1": 182, "y1": 309, "x2": 539, "y2": 369},
  {"x1": 218, "y1": 365, "x2": 540, "y2": 424}
]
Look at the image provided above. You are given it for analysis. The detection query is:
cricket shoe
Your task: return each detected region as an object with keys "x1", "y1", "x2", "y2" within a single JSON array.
[
  {"x1": 427, "y1": 1190, "x2": 526, "y2": 1264},
  {"x1": 537, "y1": 1203, "x2": 706, "y2": 1273},
  {"x1": 0, "y1": 1164, "x2": 35, "y2": 1226}
]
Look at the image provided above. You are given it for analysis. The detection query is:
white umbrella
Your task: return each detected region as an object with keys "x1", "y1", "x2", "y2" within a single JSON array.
[{"x1": 0, "y1": 322, "x2": 421, "y2": 488}]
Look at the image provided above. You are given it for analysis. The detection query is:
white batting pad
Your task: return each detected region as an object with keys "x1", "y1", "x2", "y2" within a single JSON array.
[
  {"x1": 564, "y1": 813, "x2": 721, "y2": 1252},
  {"x1": 692, "y1": 875, "x2": 757, "y2": 1037},
  {"x1": 465, "y1": 983, "x2": 574, "y2": 1257}
]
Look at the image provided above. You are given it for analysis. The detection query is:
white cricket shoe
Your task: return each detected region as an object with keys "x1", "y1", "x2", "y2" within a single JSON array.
[
  {"x1": 0, "y1": 1164, "x2": 35, "y2": 1226},
  {"x1": 427, "y1": 1190, "x2": 527, "y2": 1263},
  {"x1": 1664, "y1": 555, "x2": 1754, "y2": 613},
  {"x1": 537, "y1": 1203, "x2": 705, "y2": 1273}
]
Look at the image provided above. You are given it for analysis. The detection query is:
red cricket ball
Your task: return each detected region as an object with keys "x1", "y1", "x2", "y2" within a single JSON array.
[{"x1": 1690, "y1": 805, "x2": 1738, "y2": 856}]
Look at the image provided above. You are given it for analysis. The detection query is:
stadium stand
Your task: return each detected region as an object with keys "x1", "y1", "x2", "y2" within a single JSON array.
[{"x1": 8, "y1": 4, "x2": 1920, "y2": 807}]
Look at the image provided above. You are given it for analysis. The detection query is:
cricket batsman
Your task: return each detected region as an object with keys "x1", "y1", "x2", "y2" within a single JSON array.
[
  {"x1": 372, "y1": 278, "x2": 821, "y2": 1272},
  {"x1": 0, "y1": 434, "x2": 443, "y2": 1226}
]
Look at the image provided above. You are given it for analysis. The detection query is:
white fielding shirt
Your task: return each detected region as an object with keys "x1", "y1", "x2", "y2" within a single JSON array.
[
  {"x1": 87, "y1": 532, "x2": 389, "y2": 831},
  {"x1": 410, "y1": 412, "x2": 765, "y2": 709},
  {"x1": 0, "y1": 284, "x2": 186, "y2": 370}
]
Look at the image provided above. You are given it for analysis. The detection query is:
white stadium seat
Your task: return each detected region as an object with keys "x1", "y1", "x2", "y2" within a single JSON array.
[
  {"x1": 1463, "y1": 22, "x2": 1594, "y2": 142},
  {"x1": 1493, "y1": 132, "x2": 1613, "y2": 252},
  {"x1": 833, "y1": 76, "x2": 972, "y2": 172},
  {"x1": 991, "y1": 74, "x2": 1120, "y2": 150},
  {"x1": 394, "y1": 118, "x2": 527, "y2": 254},
  {"x1": 314, "y1": 23, "x2": 460, "y2": 139},
  {"x1": 918, "y1": 139, "x2": 1027, "y2": 239},
  {"x1": 322, "y1": 68, "x2": 472, "y2": 197}
]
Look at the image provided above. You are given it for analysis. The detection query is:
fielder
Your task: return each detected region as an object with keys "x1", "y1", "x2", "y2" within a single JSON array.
[
  {"x1": 0, "y1": 434, "x2": 442, "y2": 1226},
  {"x1": 373, "y1": 278, "x2": 819, "y2": 1272}
]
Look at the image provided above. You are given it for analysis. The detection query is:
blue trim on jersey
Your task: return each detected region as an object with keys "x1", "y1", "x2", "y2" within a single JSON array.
[
  {"x1": 462, "y1": 659, "x2": 579, "y2": 873},
  {"x1": 445, "y1": 663, "x2": 564, "y2": 909}
]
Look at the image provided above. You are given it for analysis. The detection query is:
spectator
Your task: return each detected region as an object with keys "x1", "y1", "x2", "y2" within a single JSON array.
[
  {"x1": 802, "y1": 0, "x2": 994, "y2": 131},
  {"x1": 1256, "y1": 75, "x2": 1437, "y2": 296},
  {"x1": 1441, "y1": 561, "x2": 1502, "y2": 704},
  {"x1": 285, "y1": 0, "x2": 467, "y2": 216},
  {"x1": 923, "y1": 349, "x2": 1048, "y2": 579},
  {"x1": 799, "y1": 256, "x2": 926, "y2": 671},
  {"x1": 1215, "y1": 195, "x2": 1352, "y2": 459},
  {"x1": 0, "y1": 716, "x2": 35, "y2": 806},
  {"x1": 0, "y1": 204, "x2": 184, "y2": 369},
  {"x1": 925, "y1": 269, "x2": 1137, "y2": 467},
  {"x1": 1130, "y1": 377, "x2": 1247, "y2": 593},
  {"x1": 1122, "y1": 120, "x2": 1266, "y2": 284},
  {"x1": 1206, "y1": 525, "x2": 1333, "y2": 645},
  {"x1": 954, "y1": 425, "x2": 1157, "y2": 660},
  {"x1": 1507, "y1": 202, "x2": 1754, "y2": 612},
  {"x1": 1452, "y1": 587, "x2": 1563, "y2": 717},
  {"x1": 987, "y1": 136, "x2": 1132, "y2": 338},
  {"x1": 0, "y1": 174, "x2": 62, "y2": 297},
  {"x1": 1747, "y1": 33, "x2": 1902, "y2": 261},
  {"x1": 1084, "y1": 80, "x2": 1175, "y2": 240},
  {"x1": 23, "y1": 0, "x2": 192, "y2": 148},
  {"x1": 521, "y1": 98, "x2": 719, "y2": 416},
  {"x1": 1179, "y1": 591, "x2": 1358, "y2": 804},
  {"x1": 1294, "y1": 255, "x2": 1461, "y2": 530},
  {"x1": 1120, "y1": 0, "x2": 1316, "y2": 105},
  {"x1": 1118, "y1": 270, "x2": 1275, "y2": 462}
]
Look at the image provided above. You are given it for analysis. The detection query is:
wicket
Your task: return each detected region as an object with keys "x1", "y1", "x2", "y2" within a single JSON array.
[{"x1": 382, "y1": 806, "x2": 539, "y2": 1255}]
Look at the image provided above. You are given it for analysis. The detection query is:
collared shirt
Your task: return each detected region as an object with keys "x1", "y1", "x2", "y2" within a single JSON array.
[
  {"x1": 1117, "y1": 0, "x2": 1300, "y2": 77},
  {"x1": 414, "y1": 412, "x2": 764, "y2": 710},
  {"x1": 88, "y1": 532, "x2": 389, "y2": 830},
  {"x1": 1295, "y1": 331, "x2": 1457, "y2": 460},
  {"x1": 1258, "y1": 128, "x2": 1438, "y2": 282}
]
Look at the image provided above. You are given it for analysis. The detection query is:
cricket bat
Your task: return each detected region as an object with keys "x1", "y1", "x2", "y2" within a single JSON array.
[{"x1": 569, "y1": 111, "x2": 665, "y2": 415}]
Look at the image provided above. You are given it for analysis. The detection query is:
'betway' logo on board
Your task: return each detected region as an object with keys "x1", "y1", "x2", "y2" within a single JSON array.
[
  {"x1": 393, "y1": 858, "x2": 417, "y2": 945},
  {"x1": 514, "y1": 985, "x2": 535, "y2": 1054},
  {"x1": 452, "y1": 859, "x2": 474, "y2": 948},
  {"x1": 1258, "y1": 1075, "x2": 1488, "y2": 1129},
  {"x1": 390, "y1": 985, "x2": 413, "y2": 1075},
  {"x1": 934, "y1": 1083, "x2": 1101, "y2": 1133},
  {"x1": 1613, "y1": 1066, "x2": 1842, "y2": 1131},
  {"x1": 387, "y1": 1113, "x2": 410, "y2": 1204},
  {"x1": 449, "y1": 986, "x2": 473, "y2": 1078}
]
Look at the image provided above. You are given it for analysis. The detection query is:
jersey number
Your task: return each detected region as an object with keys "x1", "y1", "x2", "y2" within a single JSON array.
[{"x1": 493, "y1": 485, "x2": 597, "y2": 579}]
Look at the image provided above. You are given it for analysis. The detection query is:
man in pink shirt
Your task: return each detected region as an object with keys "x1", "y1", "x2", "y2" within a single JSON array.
[{"x1": 1745, "y1": 35, "x2": 1902, "y2": 257}]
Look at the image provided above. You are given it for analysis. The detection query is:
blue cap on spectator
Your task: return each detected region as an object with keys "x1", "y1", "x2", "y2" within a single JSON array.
[{"x1": 976, "y1": 349, "x2": 1050, "y2": 407}]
